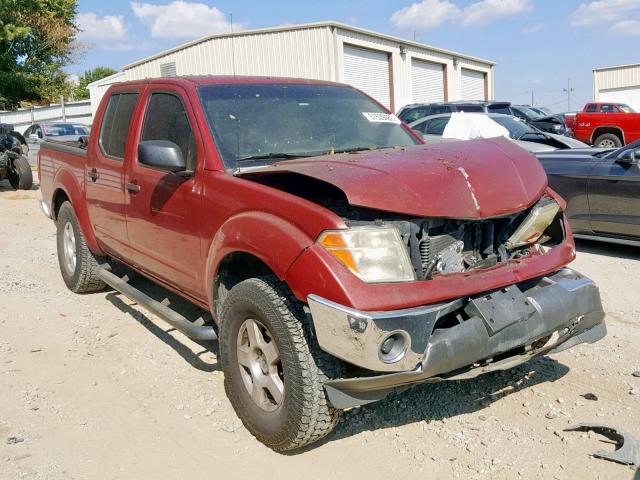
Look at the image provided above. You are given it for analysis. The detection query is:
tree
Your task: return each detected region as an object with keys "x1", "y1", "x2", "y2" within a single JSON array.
[
  {"x1": 74, "y1": 67, "x2": 117, "y2": 100},
  {"x1": 0, "y1": 0, "x2": 79, "y2": 109}
]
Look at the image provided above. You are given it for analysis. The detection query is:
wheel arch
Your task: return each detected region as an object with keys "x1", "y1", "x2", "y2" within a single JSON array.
[
  {"x1": 50, "y1": 170, "x2": 103, "y2": 255},
  {"x1": 592, "y1": 126, "x2": 625, "y2": 145},
  {"x1": 205, "y1": 211, "x2": 314, "y2": 321}
]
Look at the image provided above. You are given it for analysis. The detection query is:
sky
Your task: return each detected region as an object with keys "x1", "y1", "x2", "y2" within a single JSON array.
[{"x1": 73, "y1": 0, "x2": 640, "y2": 113}]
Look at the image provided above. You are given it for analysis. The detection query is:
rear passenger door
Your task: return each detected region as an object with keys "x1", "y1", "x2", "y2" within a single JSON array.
[
  {"x1": 125, "y1": 87, "x2": 204, "y2": 297},
  {"x1": 86, "y1": 90, "x2": 140, "y2": 259}
]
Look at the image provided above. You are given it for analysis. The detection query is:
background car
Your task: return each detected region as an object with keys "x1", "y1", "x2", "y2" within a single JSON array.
[
  {"x1": 529, "y1": 106, "x2": 554, "y2": 117},
  {"x1": 23, "y1": 122, "x2": 90, "y2": 155},
  {"x1": 537, "y1": 140, "x2": 640, "y2": 246},
  {"x1": 397, "y1": 101, "x2": 512, "y2": 123},
  {"x1": 409, "y1": 112, "x2": 587, "y2": 152},
  {"x1": 510, "y1": 105, "x2": 572, "y2": 137}
]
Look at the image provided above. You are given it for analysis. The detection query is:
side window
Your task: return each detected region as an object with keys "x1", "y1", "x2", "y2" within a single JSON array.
[
  {"x1": 404, "y1": 107, "x2": 430, "y2": 123},
  {"x1": 140, "y1": 92, "x2": 196, "y2": 171},
  {"x1": 600, "y1": 104, "x2": 615, "y2": 113},
  {"x1": 425, "y1": 117, "x2": 449, "y2": 135},
  {"x1": 413, "y1": 120, "x2": 428, "y2": 133},
  {"x1": 99, "y1": 93, "x2": 139, "y2": 159},
  {"x1": 586, "y1": 104, "x2": 597, "y2": 112},
  {"x1": 431, "y1": 106, "x2": 449, "y2": 115}
]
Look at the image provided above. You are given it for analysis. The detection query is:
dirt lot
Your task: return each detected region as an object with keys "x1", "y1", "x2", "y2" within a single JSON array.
[{"x1": 1, "y1": 175, "x2": 639, "y2": 480}]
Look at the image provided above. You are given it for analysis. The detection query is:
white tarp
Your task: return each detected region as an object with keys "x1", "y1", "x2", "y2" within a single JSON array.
[{"x1": 442, "y1": 112, "x2": 508, "y2": 140}]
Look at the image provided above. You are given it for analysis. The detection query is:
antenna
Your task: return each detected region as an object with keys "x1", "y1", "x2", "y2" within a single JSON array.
[{"x1": 230, "y1": 13, "x2": 237, "y2": 77}]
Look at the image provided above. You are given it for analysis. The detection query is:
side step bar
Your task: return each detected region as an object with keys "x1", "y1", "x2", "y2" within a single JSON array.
[{"x1": 97, "y1": 266, "x2": 218, "y2": 341}]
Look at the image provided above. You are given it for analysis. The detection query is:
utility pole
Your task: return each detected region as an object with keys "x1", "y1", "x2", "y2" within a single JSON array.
[
  {"x1": 563, "y1": 78, "x2": 574, "y2": 111},
  {"x1": 530, "y1": 90, "x2": 535, "y2": 106}
]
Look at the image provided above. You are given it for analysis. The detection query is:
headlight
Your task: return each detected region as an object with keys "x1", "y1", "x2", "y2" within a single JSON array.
[
  {"x1": 505, "y1": 198, "x2": 561, "y2": 250},
  {"x1": 318, "y1": 226, "x2": 416, "y2": 283}
]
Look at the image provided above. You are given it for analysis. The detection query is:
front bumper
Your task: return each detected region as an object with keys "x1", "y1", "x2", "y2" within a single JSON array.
[{"x1": 308, "y1": 268, "x2": 606, "y2": 409}]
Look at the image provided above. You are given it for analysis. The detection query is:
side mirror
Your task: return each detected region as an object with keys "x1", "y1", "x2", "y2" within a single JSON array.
[
  {"x1": 617, "y1": 149, "x2": 638, "y2": 165},
  {"x1": 138, "y1": 140, "x2": 186, "y2": 172},
  {"x1": 28, "y1": 133, "x2": 38, "y2": 141}
]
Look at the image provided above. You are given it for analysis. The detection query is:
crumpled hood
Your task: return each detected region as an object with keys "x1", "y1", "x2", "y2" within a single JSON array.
[{"x1": 246, "y1": 137, "x2": 548, "y2": 219}]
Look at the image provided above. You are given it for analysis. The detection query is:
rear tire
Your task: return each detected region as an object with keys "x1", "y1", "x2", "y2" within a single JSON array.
[
  {"x1": 7, "y1": 156, "x2": 32, "y2": 190},
  {"x1": 594, "y1": 133, "x2": 622, "y2": 148},
  {"x1": 219, "y1": 276, "x2": 341, "y2": 451},
  {"x1": 56, "y1": 201, "x2": 106, "y2": 293}
]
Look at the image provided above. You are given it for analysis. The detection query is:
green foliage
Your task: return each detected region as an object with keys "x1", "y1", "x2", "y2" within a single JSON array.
[
  {"x1": 0, "y1": 0, "x2": 79, "y2": 109},
  {"x1": 74, "y1": 67, "x2": 118, "y2": 100}
]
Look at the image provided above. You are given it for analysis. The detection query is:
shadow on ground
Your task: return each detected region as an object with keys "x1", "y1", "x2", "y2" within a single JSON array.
[
  {"x1": 327, "y1": 356, "x2": 569, "y2": 444},
  {"x1": 575, "y1": 238, "x2": 640, "y2": 262},
  {"x1": 95, "y1": 261, "x2": 572, "y2": 452},
  {"x1": 0, "y1": 178, "x2": 40, "y2": 192},
  {"x1": 104, "y1": 272, "x2": 219, "y2": 373}
]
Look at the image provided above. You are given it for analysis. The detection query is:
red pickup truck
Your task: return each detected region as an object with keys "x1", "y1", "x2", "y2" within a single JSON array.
[
  {"x1": 572, "y1": 102, "x2": 640, "y2": 147},
  {"x1": 38, "y1": 76, "x2": 605, "y2": 451}
]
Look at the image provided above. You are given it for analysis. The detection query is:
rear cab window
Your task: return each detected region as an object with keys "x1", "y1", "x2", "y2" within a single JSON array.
[
  {"x1": 585, "y1": 104, "x2": 597, "y2": 112},
  {"x1": 99, "y1": 93, "x2": 139, "y2": 159}
]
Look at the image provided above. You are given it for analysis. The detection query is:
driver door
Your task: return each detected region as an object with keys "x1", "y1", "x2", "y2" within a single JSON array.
[
  {"x1": 125, "y1": 86, "x2": 205, "y2": 298},
  {"x1": 588, "y1": 146, "x2": 640, "y2": 238}
]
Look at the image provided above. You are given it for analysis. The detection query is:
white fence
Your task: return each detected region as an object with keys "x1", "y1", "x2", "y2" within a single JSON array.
[{"x1": 0, "y1": 100, "x2": 92, "y2": 134}]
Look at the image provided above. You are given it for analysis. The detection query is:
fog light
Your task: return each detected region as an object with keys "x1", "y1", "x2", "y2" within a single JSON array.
[{"x1": 378, "y1": 331, "x2": 409, "y2": 364}]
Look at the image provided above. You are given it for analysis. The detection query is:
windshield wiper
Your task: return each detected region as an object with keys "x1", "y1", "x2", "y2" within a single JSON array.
[{"x1": 236, "y1": 152, "x2": 317, "y2": 162}]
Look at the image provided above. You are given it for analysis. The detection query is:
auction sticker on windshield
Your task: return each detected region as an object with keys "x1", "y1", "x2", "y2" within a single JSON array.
[{"x1": 362, "y1": 112, "x2": 401, "y2": 124}]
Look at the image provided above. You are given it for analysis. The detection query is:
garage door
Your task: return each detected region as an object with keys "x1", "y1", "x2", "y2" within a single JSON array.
[
  {"x1": 599, "y1": 87, "x2": 640, "y2": 111},
  {"x1": 411, "y1": 59, "x2": 445, "y2": 103},
  {"x1": 343, "y1": 45, "x2": 391, "y2": 109},
  {"x1": 461, "y1": 69, "x2": 486, "y2": 101}
]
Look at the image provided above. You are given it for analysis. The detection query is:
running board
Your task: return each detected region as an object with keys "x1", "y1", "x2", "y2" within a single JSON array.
[{"x1": 97, "y1": 266, "x2": 218, "y2": 341}]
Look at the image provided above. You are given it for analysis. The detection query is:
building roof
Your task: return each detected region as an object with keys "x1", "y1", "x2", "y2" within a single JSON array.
[
  {"x1": 593, "y1": 63, "x2": 640, "y2": 72},
  {"x1": 107, "y1": 75, "x2": 348, "y2": 88},
  {"x1": 123, "y1": 21, "x2": 496, "y2": 71}
]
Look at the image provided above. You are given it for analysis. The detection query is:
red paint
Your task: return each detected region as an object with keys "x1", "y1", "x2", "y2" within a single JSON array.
[
  {"x1": 39, "y1": 76, "x2": 573, "y2": 317},
  {"x1": 574, "y1": 102, "x2": 640, "y2": 145},
  {"x1": 261, "y1": 136, "x2": 547, "y2": 219}
]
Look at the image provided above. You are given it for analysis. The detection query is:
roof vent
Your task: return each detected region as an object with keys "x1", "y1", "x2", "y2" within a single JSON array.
[{"x1": 160, "y1": 61, "x2": 177, "y2": 77}]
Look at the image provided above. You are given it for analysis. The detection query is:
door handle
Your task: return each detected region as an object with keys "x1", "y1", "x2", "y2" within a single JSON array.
[
  {"x1": 87, "y1": 168, "x2": 99, "y2": 181},
  {"x1": 126, "y1": 182, "x2": 141, "y2": 194}
]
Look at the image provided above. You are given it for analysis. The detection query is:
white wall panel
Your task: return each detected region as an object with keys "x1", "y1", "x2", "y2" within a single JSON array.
[
  {"x1": 343, "y1": 45, "x2": 390, "y2": 108},
  {"x1": 461, "y1": 68, "x2": 486, "y2": 100},
  {"x1": 411, "y1": 59, "x2": 444, "y2": 103}
]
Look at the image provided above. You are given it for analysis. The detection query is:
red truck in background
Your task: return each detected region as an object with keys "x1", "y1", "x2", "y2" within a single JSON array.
[
  {"x1": 38, "y1": 76, "x2": 605, "y2": 451},
  {"x1": 570, "y1": 102, "x2": 640, "y2": 148}
]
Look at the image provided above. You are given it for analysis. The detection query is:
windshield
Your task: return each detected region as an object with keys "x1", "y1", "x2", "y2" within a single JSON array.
[
  {"x1": 44, "y1": 124, "x2": 89, "y2": 136},
  {"x1": 619, "y1": 104, "x2": 636, "y2": 113},
  {"x1": 491, "y1": 116, "x2": 539, "y2": 139},
  {"x1": 516, "y1": 107, "x2": 543, "y2": 120},
  {"x1": 198, "y1": 84, "x2": 419, "y2": 168}
]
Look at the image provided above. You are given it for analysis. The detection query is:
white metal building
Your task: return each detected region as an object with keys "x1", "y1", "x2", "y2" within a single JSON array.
[
  {"x1": 593, "y1": 63, "x2": 640, "y2": 111},
  {"x1": 92, "y1": 22, "x2": 494, "y2": 114},
  {"x1": 87, "y1": 71, "x2": 125, "y2": 116}
]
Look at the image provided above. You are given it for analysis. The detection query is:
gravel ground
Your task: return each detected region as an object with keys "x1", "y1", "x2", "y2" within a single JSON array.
[{"x1": 1, "y1": 174, "x2": 639, "y2": 480}]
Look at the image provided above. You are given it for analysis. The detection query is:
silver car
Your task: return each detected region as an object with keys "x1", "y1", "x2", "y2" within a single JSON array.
[
  {"x1": 23, "y1": 122, "x2": 90, "y2": 156},
  {"x1": 409, "y1": 113, "x2": 587, "y2": 153}
]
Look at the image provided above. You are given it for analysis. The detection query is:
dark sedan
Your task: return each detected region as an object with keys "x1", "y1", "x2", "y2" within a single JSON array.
[{"x1": 537, "y1": 141, "x2": 640, "y2": 246}]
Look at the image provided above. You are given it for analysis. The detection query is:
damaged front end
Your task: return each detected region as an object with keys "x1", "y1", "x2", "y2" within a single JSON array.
[{"x1": 309, "y1": 269, "x2": 605, "y2": 409}]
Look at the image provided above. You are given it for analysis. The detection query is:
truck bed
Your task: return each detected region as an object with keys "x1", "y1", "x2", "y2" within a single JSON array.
[{"x1": 38, "y1": 140, "x2": 88, "y2": 215}]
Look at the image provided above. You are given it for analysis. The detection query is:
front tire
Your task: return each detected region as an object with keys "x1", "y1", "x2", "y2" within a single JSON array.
[
  {"x1": 594, "y1": 133, "x2": 622, "y2": 148},
  {"x1": 7, "y1": 156, "x2": 32, "y2": 190},
  {"x1": 56, "y1": 201, "x2": 106, "y2": 293},
  {"x1": 219, "y1": 276, "x2": 341, "y2": 451}
]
